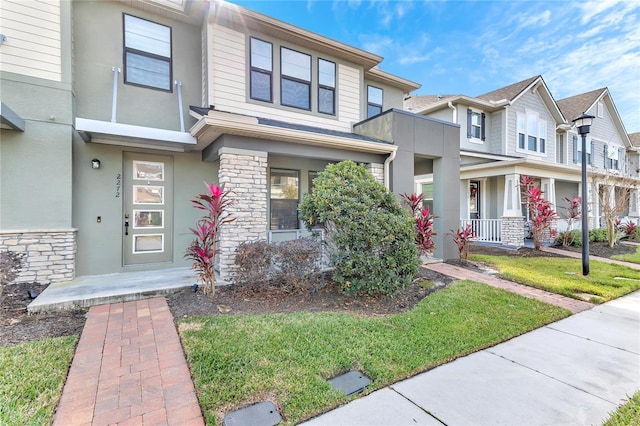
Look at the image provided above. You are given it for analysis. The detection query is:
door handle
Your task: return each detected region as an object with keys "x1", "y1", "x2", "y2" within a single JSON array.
[{"x1": 124, "y1": 214, "x2": 129, "y2": 236}]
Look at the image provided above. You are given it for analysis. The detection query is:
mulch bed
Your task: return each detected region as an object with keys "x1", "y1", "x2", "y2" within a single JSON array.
[{"x1": 1, "y1": 241, "x2": 635, "y2": 347}]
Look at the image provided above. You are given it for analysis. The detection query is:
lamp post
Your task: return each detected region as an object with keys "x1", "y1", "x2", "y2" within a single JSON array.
[{"x1": 572, "y1": 113, "x2": 595, "y2": 276}]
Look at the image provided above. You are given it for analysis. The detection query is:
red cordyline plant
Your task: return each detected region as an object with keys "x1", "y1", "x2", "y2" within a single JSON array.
[
  {"x1": 184, "y1": 183, "x2": 234, "y2": 295},
  {"x1": 451, "y1": 223, "x2": 475, "y2": 260},
  {"x1": 521, "y1": 176, "x2": 557, "y2": 250},
  {"x1": 401, "y1": 193, "x2": 437, "y2": 256},
  {"x1": 562, "y1": 196, "x2": 581, "y2": 247}
]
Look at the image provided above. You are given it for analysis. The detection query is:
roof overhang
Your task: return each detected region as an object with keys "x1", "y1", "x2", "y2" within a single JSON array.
[
  {"x1": 460, "y1": 157, "x2": 587, "y2": 182},
  {"x1": 365, "y1": 67, "x2": 421, "y2": 94},
  {"x1": 412, "y1": 95, "x2": 510, "y2": 115},
  {"x1": 1, "y1": 102, "x2": 25, "y2": 131},
  {"x1": 190, "y1": 109, "x2": 397, "y2": 154},
  {"x1": 75, "y1": 118, "x2": 197, "y2": 152}
]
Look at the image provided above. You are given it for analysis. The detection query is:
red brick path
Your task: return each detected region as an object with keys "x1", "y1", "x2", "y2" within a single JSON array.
[
  {"x1": 425, "y1": 263, "x2": 594, "y2": 314},
  {"x1": 53, "y1": 298, "x2": 204, "y2": 426}
]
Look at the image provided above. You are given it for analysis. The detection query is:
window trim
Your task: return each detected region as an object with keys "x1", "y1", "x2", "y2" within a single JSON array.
[
  {"x1": 367, "y1": 85, "x2": 383, "y2": 118},
  {"x1": 467, "y1": 109, "x2": 485, "y2": 142},
  {"x1": 317, "y1": 58, "x2": 336, "y2": 116},
  {"x1": 597, "y1": 101, "x2": 604, "y2": 118},
  {"x1": 250, "y1": 37, "x2": 274, "y2": 103},
  {"x1": 123, "y1": 14, "x2": 173, "y2": 92},
  {"x1": 280, "y1": 46, "x2": 311, "y2": 110},
  {"x1": 269, "y1": 168, "x2": 301, "y2": 231},
  {"x1": 516, "y1": 111, "x2": 547, "y2": 155}
]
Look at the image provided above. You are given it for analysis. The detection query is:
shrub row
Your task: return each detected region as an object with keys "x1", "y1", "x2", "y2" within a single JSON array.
[
  {"x1": 233, "y1": 238, "x2": 323, "y2": 292},
  {"x1": 556, "y1": 227, "x2": 619, "y2": 247}
]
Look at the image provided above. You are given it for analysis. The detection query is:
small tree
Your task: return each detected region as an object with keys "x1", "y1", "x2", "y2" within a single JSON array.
[
  {"x1": 299, "y1": 161, "x2": 418, "y2": 296},
  {"x1": 401, "y1": 193, "x2": 437, "y2": 256},
  {"x1": 561, "y1": 196, "x2": 581, "y2": 247},
  {"x1": 594, "y1": 172, "x2": 638, "y2": 248},
  {"x1": 451, "y1": 224, "x2": 475, "y2": 260},
  {"x1": 185, "y1": 183, "x2": 234, "y2": 295},
  {"x1": 521, "y1": 176, "x2": 557, "y2": 250}
]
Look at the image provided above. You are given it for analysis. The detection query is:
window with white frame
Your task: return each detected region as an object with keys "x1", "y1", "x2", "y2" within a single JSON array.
[
  {"x1": 576, "y1": 135, "x2": 592, "y2": 165},
  {"x1": 281, "y1": 47, "x2": 311, "y2": 110},
  {"x1": 606, "y1": 144, "x2": 620, "y2": 170},
  {"x1": 421, "y1": 183, "x2": 434, "y2": 213},
  {"x1": 467, "y1": 109, "x2": 485, "y2": 141},
  {"x1": 517, "y1": 112, "x2": 546, "y2": 154},
  {"x1": 270, "y1": 169, "x2": 299, "y2": 230},
  {"x1": 250, "y1": 38, "x2": 273, "y2": 102},
  {"x1": 318, "y1": 59, "x2": 336, "y2": 115},
  {"x1": 124, "y1": 14, "x2": 172, "y2": 91},
  {"x1": 597, "y1": 101, "x2": 604, "y2": 118},
  {"x1": 367, "y1": 86, "x2": 383, "y2": 118}
]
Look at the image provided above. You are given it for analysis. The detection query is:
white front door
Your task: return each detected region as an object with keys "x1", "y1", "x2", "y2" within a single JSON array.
[{"x1": 123, "y1": 152, "x2": 173, "y2": 265}]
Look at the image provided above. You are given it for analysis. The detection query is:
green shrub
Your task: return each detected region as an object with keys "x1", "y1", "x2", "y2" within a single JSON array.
[
  {"x1": 556, "y1": 230, "x2": 582, "y2": 247},
  {"x1": 589, "y1": 228, "x2": 608, "y2": 243},
  {"x1": 299, "y1": 161, "x2": 418, "y2": 296}
]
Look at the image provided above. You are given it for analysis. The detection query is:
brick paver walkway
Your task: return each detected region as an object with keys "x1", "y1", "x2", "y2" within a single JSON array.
[
  {"x1": 425, "y1": 263, "x2": 593, "y2": 313},
  {"x1": 541, "y1": 246, "x2": 640, "y2": 270},
  {"x1": 53, "y1": 297, "x2": 204, "y2": 426}
]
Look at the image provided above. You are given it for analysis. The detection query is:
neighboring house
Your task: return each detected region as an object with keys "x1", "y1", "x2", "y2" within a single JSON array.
[
  {"x1": 0, "y1": 0, "x2": 460, "y2": 286},
  {"x1": 405, "y1": 75, "x2": 639, "y2": 246}
]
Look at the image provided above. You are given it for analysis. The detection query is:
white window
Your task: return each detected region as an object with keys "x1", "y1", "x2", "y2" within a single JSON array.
[
  {"x1": 517, "y1": 112, "x2": 546, "y2": 154},
  {"x1": 597, "y1": 101, "x2": 604, "y2": 118},
  {"x1": 467, "y1": 109, "x2": 485, "y2": 141},
  {"x1": 576, "y1": 136, "x2": 592, "y2": 165},
  {"x1": 124, "y1": 15, "x2": 171, "y2": 91},
  {"x1": 606, "y1": 144, "x2": 620, "y2": 170},
  {"x1": 367, "y1": 86, "x2": 383, "y2": 118}
]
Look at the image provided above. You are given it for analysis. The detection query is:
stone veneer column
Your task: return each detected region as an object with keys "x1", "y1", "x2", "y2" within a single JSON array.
[
  {"x1": 0, "y1": 229, "x2": 77, "y2": 284},
  {"x1": 365, "y1": 163, "x2": 384, "y2": 185},
  {"x1": 217, "y1": 148, "x2": 268, "y2": 283},
  {"x1": 501, "y1": 217, "x2": 525, "y2": 247}
]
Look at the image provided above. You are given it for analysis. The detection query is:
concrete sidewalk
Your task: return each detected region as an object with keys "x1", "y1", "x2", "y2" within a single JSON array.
[{"x1": 302, "y1": 289, "x2": 640, "y2": 425}]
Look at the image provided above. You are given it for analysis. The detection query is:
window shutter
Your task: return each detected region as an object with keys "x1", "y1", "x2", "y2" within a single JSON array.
[
  {"x1": 466, "y1": 109, "x2": 472, "y2": 138},
  {"x1": 573, "y1": 135, "x2": 577, "y2": 163},
  {"x1": 590, "y1": 141, "x2": 595, "y2": 166},
  {"x1": 604, "y1": 144, "x2": 608, "y2": 170},
  {"x1": 481, "y1": 113, "x2": 486, "y2": 141}
]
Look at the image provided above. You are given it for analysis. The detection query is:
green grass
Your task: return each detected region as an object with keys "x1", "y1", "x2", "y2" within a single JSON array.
[
  {"x1": 0, "y1": 336, "x2": 77, "y2": 425},
  {"x1": 180, "y1": 280, "x2": 569, "y2": 425},
  {"x1": 603, "y1": 390, "x2": 640, "y2": 425},
  {"x1": 611, "y1": 246, "x2": 640, "y2": 264},
  {"x1": 470, "y1": 254, "x2": 640, "y2": 303}
]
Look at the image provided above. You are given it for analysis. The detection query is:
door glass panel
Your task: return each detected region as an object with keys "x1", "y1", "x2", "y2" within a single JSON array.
[
  {"x1": 133, "y1": 234, "x2": 164, "y2": 253},
  {"x1": 133, "y1": 185, "x2": 164, "y2": 204},
  {"x1": 133, "y1": 161, "x2": 164, "y2": 181},
  {"x1": 133, "y1": 210, "x2": 163, "y2": 228}
]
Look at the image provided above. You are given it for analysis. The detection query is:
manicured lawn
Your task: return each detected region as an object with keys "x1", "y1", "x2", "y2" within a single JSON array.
[
  {"x1": 180, "y1": 280, "x2": 569, "y2": 425},
  {"x1": 603, "y1": 390, "x2": 640, "y2": 426},
  {"x1": 0, "y1": 336, "x2": 77, "y2": 425},
  {"x1": 470, "y1": 255, "x2": 640, "y2": 303},
  {"x1": 612, "y1": 246, "x2": 640, "y2": 264}
]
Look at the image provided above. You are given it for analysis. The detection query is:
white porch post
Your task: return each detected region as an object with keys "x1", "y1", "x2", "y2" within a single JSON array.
[
  {"x1": 501, "y1": 174, "x2": 524, "y2": 247},
  {"x1": 540, "y1": 178, "x2": 558, "y2": 242},
  {"x1": 580, "y1": 180, "x2": 597, "y2": 228},
  {"x1": 630, "y1": 189, "x2": 639, "y2": 218}
]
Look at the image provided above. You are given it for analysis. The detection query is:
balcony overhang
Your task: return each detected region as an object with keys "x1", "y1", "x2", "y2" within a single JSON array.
[
  {"x1": 1, "y1": 102, "x2": 25, "y2": 131},
  {"x1": 75, "y1": 118, "x2": 197, "y2": 152},
  {"x1": 190, "y1": 109, "x2": 397, "y2": 154}
]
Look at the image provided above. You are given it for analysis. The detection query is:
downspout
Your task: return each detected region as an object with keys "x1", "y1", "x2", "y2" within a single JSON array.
[
  {"x1": 384, "y1": 148, "x2": 397, "y2": 190},
  {"x1": 448, "y1": 101, "x2": 457, "y2": 123}
]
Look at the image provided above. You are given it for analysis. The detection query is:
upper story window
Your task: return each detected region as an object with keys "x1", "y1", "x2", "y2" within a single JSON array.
[
  {"x1": 605, "y1": 144, "x2": 622, "y2": 170},
  {"x1": 517, "y1": 112, "x2": 546, "y2": 154},
  {"x1": 467, "y1": 109, "x2": 485, "y2": 141},
  {"x1": 250, "y1": 38, "x2": 273, "y2": 102},
  {"x1": 367, "y1": 85, "x2": 383, "y2": 118},
  {"x1": 281, "y1": 47, "x2": 311, "y2": 110},
  {"x1": 124, "y1": 15, "x2": 172, "y2": 91},
  {"x1": 597, "y1": 101, "x2": 604, "y2": 118},
  {"x1": 318, "y1": 59, "x2": 336, "y2": 115},
  {"x1": 574, "y1": 134, "x2": 593, "y2": 166}
]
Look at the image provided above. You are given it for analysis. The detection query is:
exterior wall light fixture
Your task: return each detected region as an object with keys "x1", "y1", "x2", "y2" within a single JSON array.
[{"x1": 91, "y1": 158, "x2": 101, "y2": 169}]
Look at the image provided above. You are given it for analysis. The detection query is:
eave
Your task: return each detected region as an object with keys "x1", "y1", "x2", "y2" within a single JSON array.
[
  {"x1": 0, "y1": 102, "x2": 25, "y2": 131},
  {"x1": 190, "y1": 109, "x2": 398, "y2": 154},
  {"x1": 365, "y1": 67, "x2": 421, "y2": 94},
  {"x1": 412, "y1": 95, "x2": 510, "y2": 115}
]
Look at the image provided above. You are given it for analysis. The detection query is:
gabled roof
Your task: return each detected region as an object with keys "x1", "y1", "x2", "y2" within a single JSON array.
[
  {"x1": 629, "y1": 133, "x2": 640, "y2": 148},
  {"x1": 556, "y1": 88, "x2": 606, "y2": 122},
  {"x1": 477, "y1": 75, "x2": 541, "y2": 103},
  {"x1": 404, "y1": 95, "x2": 456, "y2": 112},
  {"x1": 557, "y1": 88, "x2": 632, "y2": 148}
]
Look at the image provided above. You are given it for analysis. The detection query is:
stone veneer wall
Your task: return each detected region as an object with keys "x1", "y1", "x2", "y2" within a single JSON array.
[
  {"x1": 217, "y1": 148, "x2": 268, "y2": 283},
  {"x1": 0, "y1": 229, "x2": 77, "y2": 284},
  {"x1": 501, "y1": 217, "x2": 525, "y2": 247},
  {"x1": 366, "y1": 163, "x2": 384, "y2": 185}
]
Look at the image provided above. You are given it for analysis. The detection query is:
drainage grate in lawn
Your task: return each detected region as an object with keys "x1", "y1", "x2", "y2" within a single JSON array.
[
  {"x1": 222, "y1": 401, "x2": 282, "y2": 426},
  {"x1": 328, "y1": 370, "x2": 371, "y2": 396}
]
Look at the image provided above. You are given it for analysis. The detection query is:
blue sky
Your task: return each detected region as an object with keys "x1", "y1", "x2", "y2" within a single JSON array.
[{"x1": 229, "y1": 0, "x2": 640, "y2": 134}]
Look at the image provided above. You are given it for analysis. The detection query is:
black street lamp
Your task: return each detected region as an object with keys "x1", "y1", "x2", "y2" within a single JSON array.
[{"x1": 572, "y1": 113, "x2": 595, "y2": 276}]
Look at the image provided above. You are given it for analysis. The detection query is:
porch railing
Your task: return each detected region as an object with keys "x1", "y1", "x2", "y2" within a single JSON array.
[{"x1": 460, "y1": 219, "x2": 502, "y2": 243}]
